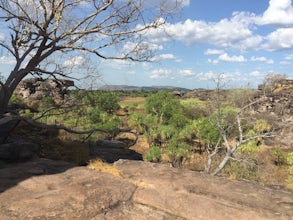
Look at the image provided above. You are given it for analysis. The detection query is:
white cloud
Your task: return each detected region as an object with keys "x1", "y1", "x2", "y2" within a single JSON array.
[
  {"x1": 280, "y1": 60, "x2": 291, "y2": 65},
  {"x1": 209, "y1": 53, "x2": 247, "y2": 63},
  {"x1": 0, "y1": 55, "x2": 16, "y2": 65},
  {"x1": 249, "y1": 70, "x2": 264, "y2": 78},
  {"x1": 152, "y1": 53, "x2": 181, "y2": 62},
  {"x1": 64, "y1": 56, "x2": 85, "y2": 67},
  {"x1": 251, "y1": 56, "x2": 274, "y2": 64},
  {"x1": 147, "y1": 15, "x2": 257, "y2": 50},
  {"x1": 179, "y1": 69, "x2": 195, "y2": 77},
  {"x1": 0, "y1": 33, "x2": 5, "y2": 42},
  {"x1": 257, "y1": 0, "x2": 293, "y2": 26},
  {"x1": 204, "y1": 49, "x2": 224, "y2": 55},
  {"x1": 196, "y1": 71, "x2": 217, "y2": 80},
  {"x1": 285, "y1": 53, "x2": 293, "y2": 60},
  {"x1": 149, "y1": 68, "x2": 173, "y2": 79},
  {"x1": 263, "y1": 28, "x2": 293, "y2": 51},
  {"x1": 123, "y1": 41, "x2": 163, "y2": 55}
]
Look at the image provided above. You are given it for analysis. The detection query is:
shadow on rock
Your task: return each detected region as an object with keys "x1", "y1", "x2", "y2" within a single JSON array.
[
  {"x1": 0, "y1": 158, "x2": 75, "y2": 193},
  {"x1": 89, "y1": 139, "x2": 143, "y2": 163}
]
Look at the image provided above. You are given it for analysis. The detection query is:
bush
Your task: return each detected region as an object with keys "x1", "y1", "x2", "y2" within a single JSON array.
[
  {"x1": 145, "y1": 91, "x2": 182, "y2": 124},
  {"x1": 223, "y1": 160, "x2": 259, "y2": 181},
  {"x1": 145, "y1": 146, "x2": 161, "y2": 162}
]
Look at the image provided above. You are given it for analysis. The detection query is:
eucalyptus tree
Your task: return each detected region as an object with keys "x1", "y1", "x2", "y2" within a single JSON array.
[{"x1": 0, "y1": 0, "x2": 182, "y2": 114}]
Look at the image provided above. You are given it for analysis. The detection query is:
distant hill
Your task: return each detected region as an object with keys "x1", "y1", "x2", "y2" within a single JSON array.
[{"x1": 98, "y1": 85, "x2": 190, "y2": 91}]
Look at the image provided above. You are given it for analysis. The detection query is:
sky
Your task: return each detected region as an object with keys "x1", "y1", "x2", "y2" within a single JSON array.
[{"x1": 1, "y1": 0, "x2": 293, "y2": 89}]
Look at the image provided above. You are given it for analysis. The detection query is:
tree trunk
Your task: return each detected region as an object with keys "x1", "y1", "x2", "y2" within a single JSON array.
[
  {"x1": 0, "y1": 86, "x2": 11, "y2": 115},
  {"x1": 211, "y1": 153, "x2": 231, "y2": 176},
  {"x1": 0, "y1": 69, "x2": 28, "y2": 114}
]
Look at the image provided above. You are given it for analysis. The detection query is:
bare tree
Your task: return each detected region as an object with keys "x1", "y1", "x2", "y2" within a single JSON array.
[{"x1": 0, "y1": 0, "x2": 181, "y2": 114}]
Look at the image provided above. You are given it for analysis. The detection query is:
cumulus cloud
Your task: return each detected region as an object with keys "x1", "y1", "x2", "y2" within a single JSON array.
[
  {"x1": 204, "y1": 49, "x2": 225, "y2": 55},
  {"x1": 152, "y1": 53, "x2": 181, "y2": 62},
  {"x1": 263, "y1": 28, "x2": 293, "y2": 51},
  {"x1": 209, "y1": 53, "x2": 247, "y2": 64},
  {"x1": 179, "y1": 69, "x2": 196, "y2": 77},
  {"x1": 285, "y1": 54, "x2": 293, "y2": 59},
  {"x1": 149, "y1": 68, "x2": 173, "y2": 79},
  {"x1": 251, "y1": 56, "x2": 274, "y2": 64},
  {"x1": 257, "y1": 0, "x2": 293, "y2": 26},
  {"x1": 196, "y1": 71, "x2": 217, "y2": 80},
  {"x1": 146, "y1": 11, "x2": 263, "y2": 51}
]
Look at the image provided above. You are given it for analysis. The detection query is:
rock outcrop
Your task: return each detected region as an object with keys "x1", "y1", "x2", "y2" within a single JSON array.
[
  {"x1": 0, "y1": 159, "x2": 292, "y2": 219},
  {"x1": 14, "y1": 78, "x2": 74, "y2": 102}
]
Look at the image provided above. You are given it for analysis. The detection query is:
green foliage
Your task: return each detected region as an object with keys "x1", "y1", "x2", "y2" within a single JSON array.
[
  {"x1": 95, "y1": 92, "x2": 120, "y2": 113},
  {"x1": 253, "y1": 119, "x2": 271, "y2": 133},
  {"x1": 166, "y1": 142, "x2": 190, "y2": 158},
  {"x1": 271, "y1": 149, "x2": 286, "y2": 166},
  {"x1": 181, "y1": 98, "x2": 207, "y2": 119},
  {"x1": 238, "y1": 139, "x2": 263, "y2": 155},
  {"x1": 19, "y1": 109, "x2": 34, "y2": 118},
  {"x1": 194, "y1": 117, "x2": 220, "y2": 145},
  {"x1": 145, "y1": 146, "x2": 161, "y2": 162},
  {"x1": 87, "y1": 106, "x2": 102, "y2": 123},
  {"x1": 223, "y1": 160, "x2": 259, "y2": 181},
  {"x1": 9, "y1": 94, "x2": 22, "y2": 104},
  {"x1": 226, "y1": 88, "x2": 256, "y2": 108},
  {"x1": 145, "y1": 91, "x2": 182, "y2": 124}
]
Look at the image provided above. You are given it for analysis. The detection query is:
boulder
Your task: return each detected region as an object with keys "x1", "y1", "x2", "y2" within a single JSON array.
[{"x1": 14, "y1": 78, "x2": 74, "y2": 102}]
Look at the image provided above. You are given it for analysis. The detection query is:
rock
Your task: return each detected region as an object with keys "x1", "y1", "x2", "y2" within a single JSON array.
[
  {"x1": 0, "y1": 116, "x2": 20, "y2": 143},
  {"x1": 89, "y1": 139, "x2": 142, "y2": 163},
  {"x1": 14, "y1": 78, "x2": 74, "y2": 102},
  {"x1": 115, "y1": 160, "x2": 293, "y2": 220},
  {"x1": 0, "y1": 136, "x2": 39, "y2": 160},
  {"x1": 0, "y1": 159, "x2": 292, "y2": 219}
]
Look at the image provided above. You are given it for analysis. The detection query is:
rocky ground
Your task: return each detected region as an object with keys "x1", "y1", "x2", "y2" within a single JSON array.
[{"x1": 0, "y1": 158, "x2": 292, "y2": 220}]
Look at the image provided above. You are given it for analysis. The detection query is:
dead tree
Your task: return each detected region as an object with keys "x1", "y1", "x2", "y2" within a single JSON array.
[{"x1": 0, "y1": 0, "x2": 181, "y2": 114}]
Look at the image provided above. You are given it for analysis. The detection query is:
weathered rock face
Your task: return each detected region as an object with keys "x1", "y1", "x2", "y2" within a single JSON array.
[
  {"x1": 0, "y1": 159, "x2": 292, "y2": 219},
  {"x1": 14, "y1": 78, "x2": 74, "y2": 102}
]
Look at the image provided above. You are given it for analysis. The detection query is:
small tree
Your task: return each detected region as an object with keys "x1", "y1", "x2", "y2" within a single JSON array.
[
  {"x1": 198, "y1": 76, "x2": 275, "y2": 176},
  {"x1": 145, "y1": 90, "x2": 182, "y2": 124}
]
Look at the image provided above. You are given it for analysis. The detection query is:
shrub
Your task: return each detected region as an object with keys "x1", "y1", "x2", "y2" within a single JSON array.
[
  {"x1": 145, "y1": 146, "x2": 161, "y2": 162},
  {"x1": 145, "y1": 90, "x2": 182, "y2": 124}
]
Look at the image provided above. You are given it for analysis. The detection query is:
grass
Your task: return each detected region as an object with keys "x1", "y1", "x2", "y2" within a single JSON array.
[
  {"x1": 87, "y1": 159, "x2": 149, "y2": 188},
  {"x1": 119, "y1": 97, "x2": 146, "y2": 110}
]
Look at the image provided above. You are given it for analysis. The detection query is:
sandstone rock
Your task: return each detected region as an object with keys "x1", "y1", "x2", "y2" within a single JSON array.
[
  {"x1": 14, "y1": 78, "x2": 74, "y2": 102},
  {"x1": 0, "y1": 159, "x2": 292, "y2": 219},
  {"x1": 115, "y1": 160, "x2": 293, "y2": 220}
]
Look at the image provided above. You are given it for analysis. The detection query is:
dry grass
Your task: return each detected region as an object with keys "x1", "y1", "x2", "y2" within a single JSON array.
[
  {"x1": 87, "y1": 160, "x2": 123, "y2": 177},
  {"x1": 87, "y1": 159, "x2": 149, "y2": 188},
  {"x1": 119, "y1": 97, "x2": 145, "y2": 109}
]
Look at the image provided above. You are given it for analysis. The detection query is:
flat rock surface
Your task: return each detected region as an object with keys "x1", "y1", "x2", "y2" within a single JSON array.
[{"x1": 0, "y1": 159, "x2": 292, "y2": 220}]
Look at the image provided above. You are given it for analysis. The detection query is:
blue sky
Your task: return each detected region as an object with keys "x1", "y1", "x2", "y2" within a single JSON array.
[
  {"x1": 97, "y1": 0, "x2": 293, "y2": 89},
  {"x1": 1, "y1": 0, "x2": 293, "y2": 89}
]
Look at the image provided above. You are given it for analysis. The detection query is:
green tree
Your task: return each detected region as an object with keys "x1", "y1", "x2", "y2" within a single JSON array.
[{"x1": 145, "y1": 91, "x2": 183, "y2": 124}]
